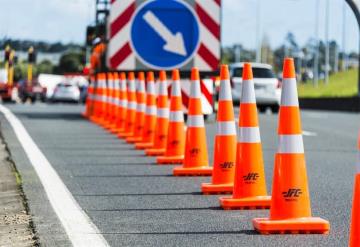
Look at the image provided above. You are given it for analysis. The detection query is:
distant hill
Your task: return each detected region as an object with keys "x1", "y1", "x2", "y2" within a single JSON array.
[{"x1": 0, "y1": 39, "x2": 83, "y2": 53}]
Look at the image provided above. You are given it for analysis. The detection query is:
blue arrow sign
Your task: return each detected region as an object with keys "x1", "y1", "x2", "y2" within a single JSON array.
[{"x1": 130, "y1": 0, "x2": 200, "y2": 70}]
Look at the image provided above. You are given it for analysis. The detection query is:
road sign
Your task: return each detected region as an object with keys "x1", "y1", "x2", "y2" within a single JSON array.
[
  {"x1": 108, "y1": 0, "x2": 221, "y2": 71},
  {"x1": 130, "y1": 0, "x2": 200, "y2": 70}
]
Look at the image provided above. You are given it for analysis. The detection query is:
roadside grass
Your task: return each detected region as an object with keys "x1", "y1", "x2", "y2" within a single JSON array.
[{"x1": 298, "y1": 69, "x2": 358, "y2": 98}]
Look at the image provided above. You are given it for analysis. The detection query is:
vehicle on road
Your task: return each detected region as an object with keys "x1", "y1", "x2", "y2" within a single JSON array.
[
  {"x1": 18, "y1": 79, "x2": 47, "y2": 103},
  {"x1": 0, "y1": 69, "x2": 13, "y2": 102},
  {"x1": 50, "y1": 82, "x2": 81, "y2": 103},
  {"x1": 229, "y1": 63, "x2": 281, "y2": 112}
]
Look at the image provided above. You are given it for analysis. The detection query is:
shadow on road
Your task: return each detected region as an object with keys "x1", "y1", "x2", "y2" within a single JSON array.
[
  {"x1": 101, "y1": 230, "x2": 258, "y2": 235},
  {"x1": 18, "y1": 112, "x2": 85, "y2": 121}
]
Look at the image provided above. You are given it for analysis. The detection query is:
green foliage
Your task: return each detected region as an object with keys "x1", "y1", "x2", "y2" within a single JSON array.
[
  {"x1": 37, "y1": 60, "x2": 54, "y2": 74},
  {"x1": 54, "y1": 52, "x2": 85, "y2": 74},
  {"x1": 298, "y1": 69, "x2": 358, "y2": 98}
]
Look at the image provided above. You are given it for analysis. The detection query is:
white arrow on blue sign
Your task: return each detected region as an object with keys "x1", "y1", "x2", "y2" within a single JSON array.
[{"x1": 130, "y1": 0, "x2": 200, "y2": 70}]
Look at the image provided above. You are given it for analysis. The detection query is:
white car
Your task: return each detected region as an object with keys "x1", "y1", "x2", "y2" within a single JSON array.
[
  {"x1": 51, "y1": 83, "x2": 80, "y2": 103},
  {"x1": 230, "y1": 63, "x2": 281, "y2": 112}
]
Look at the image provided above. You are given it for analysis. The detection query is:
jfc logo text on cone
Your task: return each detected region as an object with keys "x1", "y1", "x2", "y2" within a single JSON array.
[{"x1": 252, "y1": 58, "x2": 330, "y2": 234}]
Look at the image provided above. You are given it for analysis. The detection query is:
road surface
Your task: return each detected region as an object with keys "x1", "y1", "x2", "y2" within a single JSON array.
[{"x1": 0, "y1": 103, "x2": 357, "y2": 246}]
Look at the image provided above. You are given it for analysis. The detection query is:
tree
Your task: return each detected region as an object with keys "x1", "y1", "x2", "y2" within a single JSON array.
[
  {"x1": 36, "y1": 60, "x2": 53, "y2": 74},
  {"x1": 55, "y1": 52, "x2": 85, "y2": 74}
]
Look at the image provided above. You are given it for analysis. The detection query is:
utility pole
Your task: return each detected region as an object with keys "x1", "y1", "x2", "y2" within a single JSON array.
[
  {"x1": 313, "y1": 0, "x2": 320, "y2": 87},
  {"x1": 325, "y1": 0, "x2": 330, "y2": 85},
  {"x1": 342, "y1": 1, "x2": 347, "y2": 71},
  {"x1": 334, "y1": 44, "x2": 339, "y2": 73},
  {"x1": 255, "y1": 0, "x2": 262, "y2": 63}
]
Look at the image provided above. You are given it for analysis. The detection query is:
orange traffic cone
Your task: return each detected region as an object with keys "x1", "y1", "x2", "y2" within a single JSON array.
[
  {"x1": 127, "y1": 72, "x2": 146, "y2": 143},
  {"x1": 113, "y1": 72, "x2": 128, "y2": 134},
  {"x1": 109, "y1": 72, "x2": 121, "y2": 133},
  {"x1": 349, "y1": 133, "x2": 360, "y2": 246},
  {"x1": 219, "y1": 63, "x2": 271, "y2": 209},
  {"x1": 118, "y1": 72, "x2": 137, "y2": 138},
  {"x1": 82, "y1": 76, "x2": 94, "y2": 118},
  {"x1": 98, "y1": 72, "x2": 110, "y2": 127},
  {"x1": 145, "y1": 71, "x2": 169, "y2": 156},
  {"x1": 253, "y1": 58, "x2": 330, "y2": 234},
  {"x1": 91, "y1": 73, "x2": 106, "y2": 124},
  {"x1": 173, "y1": 68, "x2": 212, "y2": 176},
  {"x1": 103, "y1": 72, "x2": 115, "y2": 129},
  {"x1": 157, "y1": 69, "x2": 185, "y2": 164},
  {"x1": 89, "y1": 75, "x2": 98, "y2": 122},
  {"x1": 135, "y1": 72, "x2": 157, "y2": 149},
  {"x1": 201, "y1": 65, "x2": 236, "y2": 194}
]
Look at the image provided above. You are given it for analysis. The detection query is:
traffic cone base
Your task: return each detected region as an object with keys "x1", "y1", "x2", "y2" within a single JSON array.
[
  {"x1": 173, "y1": 166, "x2": 213, "y2": 176},
  {"x1": 201, "y1": 183, "x2": 233, "y2": 195},
  {"x1": 126, "y1": 136, "x2": 143, "y2": 143},
  {"x1": 157, "y1": 155, "x2": 184, "y2": 165},
  {"x1": 252, "y1": 217, "x2": 330, "y2": 234},
  {"x1": 118, "y1": 132, "x2": 133, "y2": 138},
  {"x1": 135, "y1": 142, "x2": 153, "y2": 150},
  {"x1": 219, "y1": 195, "x2": 271, "y2": 210},
  {"x1": 109, "y1": 126, "x2": 120, "y2": 134},
  {"x1": 145, "y1": 148, "x2": 166, "y2": 156}
]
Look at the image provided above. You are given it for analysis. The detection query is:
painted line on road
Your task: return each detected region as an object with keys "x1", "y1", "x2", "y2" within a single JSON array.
[
  {"x1": 0, "y1": 105, "x2": 109, "y2": 247},
  {"x1": 303, "y1": 130, "x2": 317, "y2": 137}
]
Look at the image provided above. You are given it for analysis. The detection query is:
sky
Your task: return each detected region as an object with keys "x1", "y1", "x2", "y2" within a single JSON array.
[{"x1": 0, "y1": 0, "x2": 358, "y2": 52}]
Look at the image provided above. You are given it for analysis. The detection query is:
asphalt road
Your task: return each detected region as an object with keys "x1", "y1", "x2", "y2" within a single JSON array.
[{"x1": 0, "y1": 103, "x2": 357, "y2": 246}]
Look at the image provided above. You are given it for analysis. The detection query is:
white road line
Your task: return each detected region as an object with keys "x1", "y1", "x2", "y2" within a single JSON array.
[
  {"x1": 303, "y1": 130, "x2": 317, "y2": 137},
  {"x1": 0, "y1": 105, "x2": 109, "y2": 247}
]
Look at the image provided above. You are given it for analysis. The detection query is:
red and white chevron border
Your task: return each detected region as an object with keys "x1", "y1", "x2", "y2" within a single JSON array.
[{"x1": 108, "y1": 0, "x2": 221, "y2": 71}]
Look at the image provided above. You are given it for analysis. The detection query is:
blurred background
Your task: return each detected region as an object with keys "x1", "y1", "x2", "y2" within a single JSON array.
[{"x1": 0, "y1": 0, "x2": 358, "y2": 103}]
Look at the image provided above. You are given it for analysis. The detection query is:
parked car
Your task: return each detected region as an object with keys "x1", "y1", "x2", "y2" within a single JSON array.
[
  {"x1": 51, "y1": 82, "x2": 80, "y2": 103},
  {"x1": 229, "y1": 63, "x2": 281, "y2": 112}
]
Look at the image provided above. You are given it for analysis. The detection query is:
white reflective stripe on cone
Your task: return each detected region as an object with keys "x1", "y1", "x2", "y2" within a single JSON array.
[
  {"x1": 157, "y1": 108, "x2": 169, "y2": 118},
  {"x1": 238, "y1": 127, "x2": 261, "y2": 143},
  {"x1": 146, "y1": 106, "x2": 157, "y2": 116},
  {"x1": 113, "y1": 98, "x2": 120, "y2": 106},
  {"x1": 169, "y1": 110, "x2": 184, "y2": 122},
  {"x1": 121, "y1": 80, "x2": 127, "y2": 91},
  {"x1": 137, "y1": 103, "x2": 146, "y2": 113},
  {"x1": 187, "y1": 115, "x2": 204, "y2": 127},
  {"x1": 171, "y1": 80, "x2": 181, "y2": 96},
  {"x1": 128, "y1": 101, "x2": 137, "y2": 110},
  {"x1": 101, "y1": 95, "x2": 108, "y2": 102},
  {"x1": 158, "y1": 82, "x2": 168, "y2": 96},
  {"x1": 147, "y1": 82, "x2": 156, "y2": 95},
  {"x1": 138, "y1": 81, "x2": 145, "y2": 92},
  {"x1": 113, "y1": 80, "x2": 120, "y2": 90},
  {"x1": 241, "y1": 80, "x2": 256, "y2": 103},
  {"x1": 128, "y1": 80, "x2": 136, "y2": 92},
  {"x1": 357, "y1": 152, "x2": 360, "y2": 174},
  {"x1": 281, "y1": 78, "x2": 299, "y2": 107},
  {"x1": 217, "y1": 121, "x2": 236, "y2": 136},
  {"x1": 190, "y1": 80, "x2": 201, "y2": 98},
  {"x1": 219, "y1": 79, "x2": 232, "y2": 101},
  {"x1": 278, "y1": 134, "x2": 304, "y2": 154},
  {"x1": 120, "y1": 100, "x2": 127, "y2": 108}
]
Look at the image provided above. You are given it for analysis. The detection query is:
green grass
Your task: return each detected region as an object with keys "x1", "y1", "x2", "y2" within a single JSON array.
[{"x1": 298, "y1": 69, "x2": 358, "y2": 98}]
